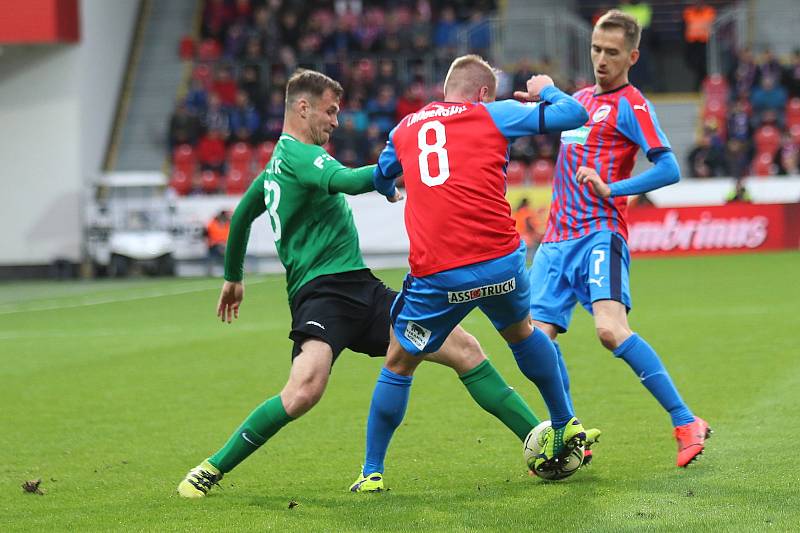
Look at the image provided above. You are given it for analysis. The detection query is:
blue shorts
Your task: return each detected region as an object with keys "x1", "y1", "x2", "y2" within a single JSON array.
[
  {"x1": 391, "y1": 242, "x2": 531, "y2": 355},
  {"x1": 529, "y1": 231, "x2": 631, "y2": 333}
]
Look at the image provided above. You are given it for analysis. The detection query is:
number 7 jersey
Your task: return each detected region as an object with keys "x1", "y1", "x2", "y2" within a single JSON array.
[{"x1": 380, "y1": 100, "x2": 549, "y2": 277}]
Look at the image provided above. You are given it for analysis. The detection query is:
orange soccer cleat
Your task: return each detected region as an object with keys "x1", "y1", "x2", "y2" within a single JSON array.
[{"x1": 674, "y1": 417, "x2": 712, "y2": 467}]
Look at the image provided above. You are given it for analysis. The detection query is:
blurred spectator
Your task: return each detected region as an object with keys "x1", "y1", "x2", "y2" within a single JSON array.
[
  {"x1": 688, "y1": 132, "x2": 727, "y2": 177},
  {"x1": 755, "y1": 48, "x2": 782, "y2": 87},
  {"x1": 203, "y1": 93, "x2": 230, "y2": 137},
  {"x1": 364, "y1": 123, "x2": 386, "y2": 163},
  {"x1": 168, "y1": 99, "x2": 201, "y2": 150},
  {"x1": 185, "y1": 78, "x2": 209, "y2": 115},
  {"x1": 775, "y1": 132, "x2": 800, "y2": 175},
  {"x1": 238, "y1": 64, "x2": 263, "y2": 109},
  {"x1": 228, "y1": 91, "x2": 261, "y2": 144},
  {"x1": 510, "y1": 137, "x2": 537, "y2": 164},
  {"x1": 366, "y1": 86, "x2": 398, "y2": 135},
  {"x1": 513, "y1": 198, "x2": 540, "y2": 254},
  {"x1": 252, "y1": 5, "x2": 281, "y2": 57},
  {"x1": 782, "y1": 49, "x2": 800, "y2": 99},
  {"x1": 206, "y1": 210, "x2": 231, "y2": 276},
  {"x1": 261, "y1": 88, "x2": 285, "y2": 141},
  {"x1": 202, "y1": 0, "x2": 234, "y2": 41},
  {"x1": 726, "y1": 178, "x2": 752, "y2": 203},
  {"x1": 339, "y1": 96, "x2": 369, "y2": 132},
  {"x1": 212, "y1": 65, "x2": 239, "y2": 106},
  {"x1": 374, "y1": 59, "x2": 399, "y2": 91},
  {"x1": 466, "y1": 9, "x2": 491, "y2": 57},
  {"x1": 409, "y1": 8, "x2": 432, "y2": 53},
  {"x1": 725, "y1": 138, "x2": 752, "y2": 179},
  {"x1": 332, "y1": 116, "x2": 367, "y2": 166},
  {"x1": 280, "y1": 11, "x2": 302, "y2": 49},
  {"x1": 197, "y1": 129, "x2": 227, "y2": 173},
  {"x1": 728, "y1": 48, "x2": 757, "y2": 100},
  {"x1": 726, "y1": 98, "x2": 751, "y2": 141},
  {"x1": 224, "y1": 22, "x2": 248, "y2": 59},
  {"x1": 433, "y1": 6, "x2": 460, "y2": 57},
  {"x1": 682, "y1": 0, "x2": 716, "y2": 89},
  {"x1": 750, "y1": 76, "x2": 787, "y2": 127},
  {"x1": 395, "y1": 81, "x2": 427, "y2": 121}
]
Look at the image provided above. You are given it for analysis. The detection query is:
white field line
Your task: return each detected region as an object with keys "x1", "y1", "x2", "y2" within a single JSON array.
[{"x1": 0, "y1": 279, "x2": 270, "y2": 316}]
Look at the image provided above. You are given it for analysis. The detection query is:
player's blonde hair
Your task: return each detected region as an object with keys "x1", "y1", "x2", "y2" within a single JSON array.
[
  {"x1": 595, "y1": 9, "x2": 641, "y2": 50},
  {"x1": 443, "y1": 54, "x2": 498, "y2": 99}
]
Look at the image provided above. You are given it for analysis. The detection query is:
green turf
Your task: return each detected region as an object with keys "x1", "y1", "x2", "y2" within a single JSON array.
[{"x1": 2, "y1": 252, "x2": 799, "y2": 531}]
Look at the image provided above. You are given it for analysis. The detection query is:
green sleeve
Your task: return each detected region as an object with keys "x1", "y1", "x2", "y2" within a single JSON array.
[
  {"x1": 224, "y1": 172, "x2": 267, "y2": 282},
  {"x1": 295, "y1": 145, "x2": 376, "y2": 195}
]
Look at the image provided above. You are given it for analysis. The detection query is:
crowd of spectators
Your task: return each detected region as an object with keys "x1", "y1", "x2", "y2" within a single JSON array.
[
  {"x1": 688, "y1": 47, "x2": 800, "y2": 178},
  {"x1": 168, "y1": 0, "x2": 526, "y2": 195}
]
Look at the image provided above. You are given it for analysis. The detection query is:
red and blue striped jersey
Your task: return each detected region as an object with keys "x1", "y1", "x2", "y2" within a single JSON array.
[{"x1": 543, "y1": 83, "x2": 671, "y2": 243}]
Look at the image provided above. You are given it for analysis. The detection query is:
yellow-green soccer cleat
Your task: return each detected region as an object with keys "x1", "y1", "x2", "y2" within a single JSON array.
[
  {"x1": 582, "y1": 427, "x2": 602, "y2": 466},
  {"x1": 177, "y1": 459, "x2": 223, "y2": 498},
  {"x1": 349, "y1": 471, "x2": 384, "y2": 493},
  {"x1": 533, "y1": 417, "x2": 588, "y2": 475}
]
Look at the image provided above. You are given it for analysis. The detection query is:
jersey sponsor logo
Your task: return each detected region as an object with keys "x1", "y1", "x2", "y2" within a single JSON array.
[
  {"x1": 592, "y1": 104, "x2": 612, "y2": 123},
  {"x1": 633, "y1": 102, "x2": 648, "y2": 113},
  {"x1": 447, "y1": 277, "x2": 516, "y2": 304},
  {"x1": 406, "y1": 104, "x2": 468, "y2": 126},
  {"x1": 404, "y1": 321, "x2": 431, "y2": 350},
  {"x1": 560, "y1": 125, "x2": 592, "y2": 146},
  {"x1": 306, "y1": 320, "x2": 326, "y2": 330},
  {"x1": 313, "y1": 153, "x2": 334, "y2": 169}
]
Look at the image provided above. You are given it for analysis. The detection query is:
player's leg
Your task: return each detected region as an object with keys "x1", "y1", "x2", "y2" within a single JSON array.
[
  {"x1": 425, "y1": 326, "x2": 541, "y2": 442},
  {"x1": 529, "y1": 242, "x2": 580, "y2": 415},
  {"x1": 584, "y1": 232, "x2": 709, "y2": 466},
  {"x1": 177, "y1": 339, "x2": 330, "y2": 498},
  {"x1": 477, "y1": 243, "x2": 592, "y2": 470},
  {"x1": 351, "y1": 331, "x2": 422, "y2": 492}
]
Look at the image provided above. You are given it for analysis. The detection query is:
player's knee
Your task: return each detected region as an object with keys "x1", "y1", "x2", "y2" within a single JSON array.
[
  {"x1": 282, "y1": 376, "x2": 327, "y2": 416},
  {"x1": 596, "y1": 324, "x2": 627, "y2": 351},
  {"x1": 459, "y1": 332, "x2": 486, "y2": 369}
]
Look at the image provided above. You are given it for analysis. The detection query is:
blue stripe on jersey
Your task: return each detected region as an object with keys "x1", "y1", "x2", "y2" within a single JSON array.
[{"x1": 592, "y1": 121, "x2": 607, "y2": 233}]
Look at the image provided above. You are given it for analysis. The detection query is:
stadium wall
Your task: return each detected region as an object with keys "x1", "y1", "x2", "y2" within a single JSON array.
[{"x1": 0, "y1": 0, "x2": 139, "y2": 269}]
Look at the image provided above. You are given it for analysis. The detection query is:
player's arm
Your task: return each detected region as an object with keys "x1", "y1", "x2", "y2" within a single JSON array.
[
  {"x1": 296, "y1": 147, "x2": 388, "y2": 197},
  {"x1": 371, "y1": 125, "x2": 405, "y2": 202},
  {"x1": 578, "y1": 97, "x2": 680, "y2": 198},
  {"x1": 488, "y1": 75, "x2": 588, "y2": 138},
  {"x1": 218, "y1": 172, "x2": 267, "y2": 322}
]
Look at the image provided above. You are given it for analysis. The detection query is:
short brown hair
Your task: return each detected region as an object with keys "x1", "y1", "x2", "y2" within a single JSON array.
[
  {"x1": 285, "y1": 69, "x2": 344, "y2": 105},
  {"x1": 595, "y1": 9, "x2": 641, "y2": 50},
  {"x1": 443, "y1": 54, "x2": 497, "y2": 98}
]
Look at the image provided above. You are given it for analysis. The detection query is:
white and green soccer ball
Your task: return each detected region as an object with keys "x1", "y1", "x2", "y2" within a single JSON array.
[{"x1": 523, "y1": 420, "x2": 584, "y2": 480}]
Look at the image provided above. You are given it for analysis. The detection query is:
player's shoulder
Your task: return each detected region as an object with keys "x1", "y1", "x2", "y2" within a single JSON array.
[{"x1": 619, "y1": 84, "x2": 651, "y2": 109}]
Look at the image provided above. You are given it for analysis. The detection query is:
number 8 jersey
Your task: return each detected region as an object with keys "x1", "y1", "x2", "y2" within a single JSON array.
[{"x1": 378, "y1": 88, "x2": 589, "y2": 277}]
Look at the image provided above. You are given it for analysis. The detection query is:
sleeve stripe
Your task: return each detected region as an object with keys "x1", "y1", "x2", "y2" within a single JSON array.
[{"x1": 539, "y1": 102, "x2": 551, "y2": 133}]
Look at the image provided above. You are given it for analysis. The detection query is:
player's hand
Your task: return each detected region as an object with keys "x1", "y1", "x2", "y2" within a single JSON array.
[
  {"x1": 217, "y1": 281, "x2": 244, "y2": 323},
  {"x1": 576, "y1": 166, "x2": 611, "y2": 198},
  {"x1": 387, "y1": 188, "x2": 405, "y2": 203},
  {"x1": 513, "y1": 75, "x2": 554, "y2": 102}
]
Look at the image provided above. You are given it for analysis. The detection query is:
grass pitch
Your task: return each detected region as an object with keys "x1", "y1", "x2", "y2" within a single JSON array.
[{"x1": 2, "y1": 252, "x2": 799, "y2": 531}]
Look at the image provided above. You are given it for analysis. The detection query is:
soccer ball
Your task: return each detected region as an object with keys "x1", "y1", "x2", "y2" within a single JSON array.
[{"x1": 523, "y1": 420, "x2": 584, "y2": 480}]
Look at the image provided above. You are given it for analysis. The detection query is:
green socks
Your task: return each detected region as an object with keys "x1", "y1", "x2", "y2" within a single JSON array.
[
  {"x1": 459, "y1": 359, "x2": 541, "y2": 441},
  {"x1": 209, "y1": 395, "x2": 293, "y2": 473}
]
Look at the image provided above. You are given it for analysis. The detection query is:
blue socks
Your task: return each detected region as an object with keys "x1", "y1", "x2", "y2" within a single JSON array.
[
  {"x1": 553, "y1": 341, "x2": 575, "y2": 414},
  {"x1": 614, "y1": 334, "x2": 695, "y2": 427},
  {"x1": 363, "y1": 367, "x2": 413, "y2": 475},
  {"x1": 509, "y1": 328, "x2": 573, "y2": 428}
]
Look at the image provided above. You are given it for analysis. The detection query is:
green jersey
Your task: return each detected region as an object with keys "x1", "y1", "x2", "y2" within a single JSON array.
[{"x1": 224, "y1": 133, "x2": 376, "y2": 301}]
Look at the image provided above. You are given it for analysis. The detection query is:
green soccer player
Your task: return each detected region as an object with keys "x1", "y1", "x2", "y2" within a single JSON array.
[{"x1": 177, "y1": 69, "x2": 543, "y2": 497}]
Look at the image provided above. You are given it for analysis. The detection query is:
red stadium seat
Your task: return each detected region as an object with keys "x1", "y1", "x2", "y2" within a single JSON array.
[
  {"x1": 754, "y1": 125, "x2": 781, "y2": 155},
  {"x1": 702, "y1": 74, "x2": 729, "y2": 101},
  {"x1": 530, "y1": 158, "x2": 555, "y2": 185},
  {"x1": 751, "y1": 151, "x2": 776, "y2": 177},
  {"x1": 506, "y1": 160, "x2": 526, "y2": 185},
  {"x1": 169, "y1": 170, "x2": 192, "y2": 196},
  {"x1": 702, "y1": 99, "x2": 727, "y2": 123},
  {"x1": 256, "y1": 141, "x2": 275, "y2": 169},
  {"x1": 200, "y1": 170, "x2": 221, "y2": 194},
  {"x1": 225, "y1": 169, "x2": 249, "y2": 194},
  {"x1": 786, "y1": 98, "x2": 800, "y2": 129},
  {"x1": 172, "y1": 144, "x2": 196, "y2": 175},
  {"x1": 228, "y1": 142, "x2": 253, "y2": 174},
  {"x1": 197, "y1": 39, "x2": 221, "y2": 62},
  {"x1": 178, "y1": 35, "x2": 195, "y2": 60}
]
